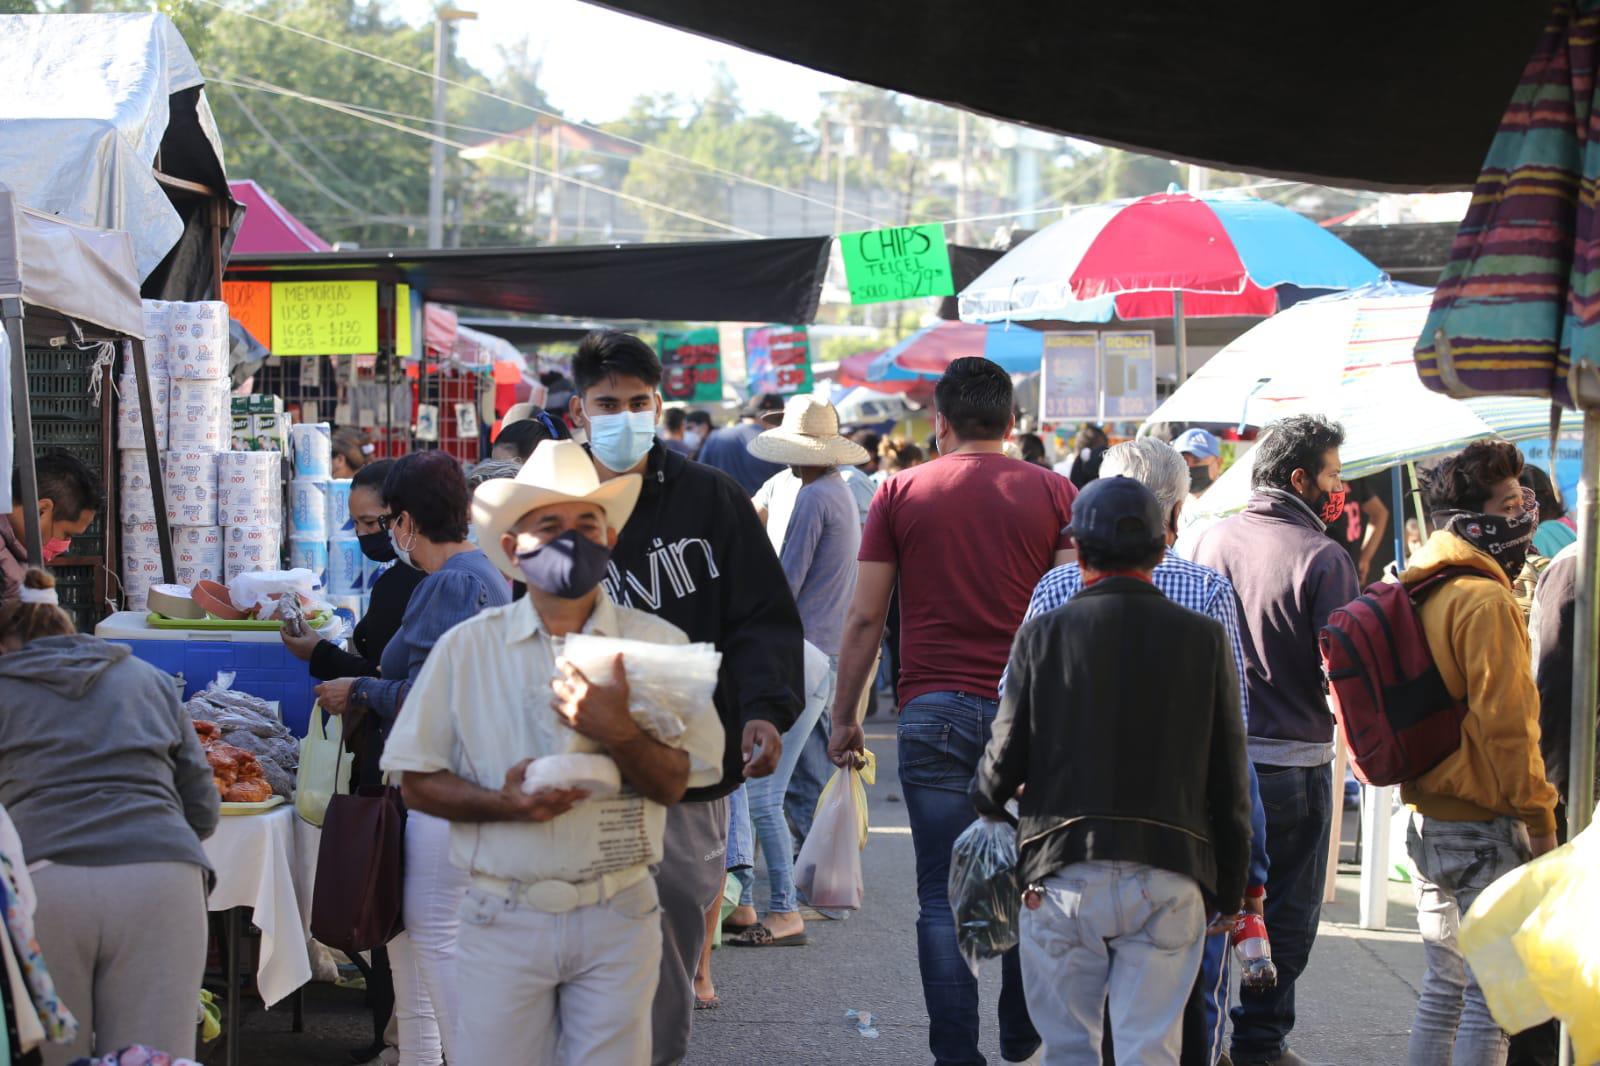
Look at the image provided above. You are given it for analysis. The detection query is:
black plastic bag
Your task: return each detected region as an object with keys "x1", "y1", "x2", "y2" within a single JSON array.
[{"x1": 949, "y1": 818, "x2": 1020, "y2": 974}]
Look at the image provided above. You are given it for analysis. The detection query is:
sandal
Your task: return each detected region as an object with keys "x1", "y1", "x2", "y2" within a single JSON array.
[
  {"x1": 726, "y1": 923, "x2": 809, "y2": 947},
  {"x1": 695, "y1": 996, "x2": 721, "y2": 1010},
  {"x1": 721, "y1": 919, "x2": 759, "y2": 938}
]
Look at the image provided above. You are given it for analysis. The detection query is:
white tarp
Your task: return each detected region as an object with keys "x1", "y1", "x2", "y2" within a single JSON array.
[
  {"x1": 0, "y1": 12, "x2": 223, "y2": 279},
  {"x1": 0, "y1": 184, "x2": 144, "y2": 339}
]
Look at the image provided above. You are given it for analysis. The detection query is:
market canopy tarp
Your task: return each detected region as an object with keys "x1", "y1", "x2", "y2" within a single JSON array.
[
  {"x1": 590, "y1": 0, "x2": 1550, "y2": 191},
  {"x1": 0, "y1": 13, "x2": 231, "y2": 281},
  {"x1": 229, "y1": 180, "x2": 331, "y2": 255},
  {"x1": 226, "y1": 237, "x2": 834, "y2": 323},
  {"x1": 0, "y1": 184, "x2": 144, "y2": 339}
]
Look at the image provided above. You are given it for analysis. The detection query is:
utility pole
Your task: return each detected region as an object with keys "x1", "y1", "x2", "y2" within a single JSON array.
[
  {"x1": 428, "y1": 7, "x2": 476, "y2": 249},
  {"x1": 956, "y1": 110, "x2": 970, "y2": 245},
  {"x1": 548, "y1": 123, "x2": 563, "y2": 244}
]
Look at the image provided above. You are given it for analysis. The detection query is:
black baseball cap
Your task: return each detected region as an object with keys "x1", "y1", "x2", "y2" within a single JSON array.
[
  {"x1": 744, "y1": 392, "x2": 786, "y2": 419},
  {"x1": 1068, "y1": 476, "x2": 1166, "y2": 552}
]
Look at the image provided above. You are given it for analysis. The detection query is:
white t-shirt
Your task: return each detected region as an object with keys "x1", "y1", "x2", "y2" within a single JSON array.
[{"x1": 382, "y1": 593, "x2": 725, "y2": 884}]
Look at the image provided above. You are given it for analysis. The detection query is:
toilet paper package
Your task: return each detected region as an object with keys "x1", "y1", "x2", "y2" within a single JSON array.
[
  {"x1": 168, "y1": 379, "x2": 229, "y2": 451},
  {"x1": 119, "y1": 451, "x2": 161, "y2": 526},
  {"x1": 121, "y1": 521, "x2": 166, "y2": 611},
  {"x1": 217, "y1": 451, "x2": 280, "y2": 527},
  {"x1": 289, "y1": 537, "x2": 330, "y2": 589},
  {"x1": 139, "y1": 300, "x2": 171, "y2": 375},
  {"x1": 166, "y1": 301, "x2": 230, "y2": 380},
  {"x1": 290, "y1": 423, "x2": 332, "y2": 480},
  {"x1": 362, "y1": 554, "x2": 392, "y2": 593},
  {"x1": 225, "y1": 524, "x2": 281, "y2": 581},
  {"x1": 172, "y1": 524, "x2": 224, "y2": 584},
  {"x1": 326, "y1": 479, "x2": 354, "y2": 536},
  {"x1": 329, "y1": 594, "x2": 363, "y2": 630},
  {"x1": 289, "y1": 480, "x2": 330, "y2": 539},
  {"x1": 329, "y1": 536, "x2": 365, "y2": 596},
  {"x1": 116, "y1": 373, "x2": 170, "y2": 450},
  {"x1": 163, "y1": 451, "x2": 219, "y2": 527}
]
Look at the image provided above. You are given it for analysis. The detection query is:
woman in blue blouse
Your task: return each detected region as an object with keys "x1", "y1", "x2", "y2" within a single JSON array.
[{"x1": 314, "y1": 450, "x2": 510, "y2": 1066}]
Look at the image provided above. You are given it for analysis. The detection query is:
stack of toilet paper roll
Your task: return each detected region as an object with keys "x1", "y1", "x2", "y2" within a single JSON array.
[
  {"x1": 288, "y1": 423, "x2": 344, "y2": 594},
  {"x1": 219, "y1": 451, "x2": 283, "y2": 581},
  {"x1": 119, "y1": 300, "x2": 271, "y2": 610}
]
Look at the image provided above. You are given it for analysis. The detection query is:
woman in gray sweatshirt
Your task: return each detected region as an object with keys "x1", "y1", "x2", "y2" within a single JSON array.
[{"x1": 0, "y1": 569, "x2": 218, "y2": 1065}]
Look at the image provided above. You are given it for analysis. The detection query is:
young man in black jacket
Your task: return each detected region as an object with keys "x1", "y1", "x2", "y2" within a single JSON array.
[
  {"x1": 975, "y1": 476, "x2": 1253, "y2": 1066},
  {"x1": 567, "y1": 330, "x2": 804, "y2": 1065}
]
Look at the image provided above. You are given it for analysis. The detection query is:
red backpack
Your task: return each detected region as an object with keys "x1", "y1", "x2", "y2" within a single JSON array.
[{"x1": 1319, "y1": 567, "x2": 1482, "y2": 786}]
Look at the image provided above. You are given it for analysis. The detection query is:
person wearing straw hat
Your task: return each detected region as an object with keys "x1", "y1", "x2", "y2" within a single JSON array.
[
  {"x1": 720, "y1": 396, "x2": 865, "y2": 947},
  {"x1": 383, "y1": 440, "x2": 725, "y2": 1066}
]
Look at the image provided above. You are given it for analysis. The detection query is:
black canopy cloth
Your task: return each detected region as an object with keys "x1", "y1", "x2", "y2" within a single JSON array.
[
  {"x1": 589, "y1": 0, "x2": 1551, "y2": 191},
  {"x1": 227, "y1": 237, "x2": 833, "y2": 324}
]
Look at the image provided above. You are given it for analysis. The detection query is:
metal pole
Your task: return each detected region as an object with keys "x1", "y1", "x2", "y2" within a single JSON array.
[
  {"x1": 1391, "y1": 464, "x2": 1408, "y2": 572},
  {"x1": 1569, "y1": 410, "x2": 1599, "y2": 841},
  {"x1": 127, "y1": 340, "x2": 174, "y2": 584},
  {"x1": 427, "y1": 17, "x2": 448, "y2": 250},
  {"x1": 1173, "y1": 291, "x2": 1189, "y2": 384},
  {"x1": 3, "y1": 298, "x2": 41, "y2": 564}
]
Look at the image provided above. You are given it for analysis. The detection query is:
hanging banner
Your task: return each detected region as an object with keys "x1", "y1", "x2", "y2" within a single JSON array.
[
  {"x1": 222, "y1": 280, "x2": 272, "y2": 349},
  {"x1": 658, "y1": 327, "x2": 723, "y2": 403},
  {"x1": 1040, "y1": 332, "x2": 1100, "y2": 421},
  {"x1": 396, "y1": 284, "x2": 414, "y2": 358},
  {"x1": 1099, "y1": 330, "x2": 1158, "y2": 419},
  {"x1": 744, "y1": 325, "x2": 813, "y2": 395},
  {"x1": 839, "y1": 224, "x2": 956, "y2": 304},
  {"x1": 270, "y1": 280, "x2": 379, "y2": 356}
]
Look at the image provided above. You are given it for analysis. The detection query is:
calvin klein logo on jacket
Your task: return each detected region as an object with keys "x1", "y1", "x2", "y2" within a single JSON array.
[{"x1": 604, "y1": 537, "x2": 720, "y2": 611}]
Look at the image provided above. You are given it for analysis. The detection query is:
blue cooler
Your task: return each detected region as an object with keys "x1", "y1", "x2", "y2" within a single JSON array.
[{"x1": 95, "y1": 611, "x2": 320, "y2": 735}]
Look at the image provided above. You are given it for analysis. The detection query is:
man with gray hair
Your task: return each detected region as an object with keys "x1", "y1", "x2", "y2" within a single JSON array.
[{"x1": 1007, "y1": 437, "x2": 1270, "y2": 1066}]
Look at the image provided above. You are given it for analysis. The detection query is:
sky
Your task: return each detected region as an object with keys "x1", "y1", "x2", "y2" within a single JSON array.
[{"x1": 384, "y1": 0, "x2": 855, "y2": 125}]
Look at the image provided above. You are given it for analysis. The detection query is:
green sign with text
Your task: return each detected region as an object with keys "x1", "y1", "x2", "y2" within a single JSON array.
[{"x1": 840, "y1": 224, "x2": 955, "y2": 304}]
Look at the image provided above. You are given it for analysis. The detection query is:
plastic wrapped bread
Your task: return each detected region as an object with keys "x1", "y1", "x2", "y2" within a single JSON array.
[
  {"x1": 521, "y1": 753, "x2": 622, "y2": 798},
  {"x1": 557, "y1": 633, "x2": 722, "y2": 747}
]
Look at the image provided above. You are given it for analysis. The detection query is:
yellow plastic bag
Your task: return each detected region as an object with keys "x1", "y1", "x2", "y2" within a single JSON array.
[
  {"x1": 793, "y1": 749, "x2": 876, "y2": 909},
  {"x1": 295, "y1": 702, "x2": 353, "y2": 827},
  {"x1": 1460, "y1": 824, "x2": 1600, "y2": 1058}
]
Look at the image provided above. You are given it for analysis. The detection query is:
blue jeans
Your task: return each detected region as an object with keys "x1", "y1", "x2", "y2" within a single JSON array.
[
  {"x1": 784, "y1": 657, "x2": 838, "y2": 845},
  {"x1": 1230, "y1": 763, "x2": 1333, "y2": 1064},
  {"x1": 735, "y1": 661, "x2": 832, "y2": 915},
  {"x1": 899, "y1": 692, "x2": 1038, "y2": 1066}
]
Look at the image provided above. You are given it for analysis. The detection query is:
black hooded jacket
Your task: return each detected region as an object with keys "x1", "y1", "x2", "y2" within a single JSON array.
[{"x1": 601, "y1": 443, "x2": 804, "y2": 802}]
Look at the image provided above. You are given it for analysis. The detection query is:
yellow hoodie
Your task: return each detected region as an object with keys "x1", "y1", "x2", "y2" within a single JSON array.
[{"x1": 1398, "y1": 530, "x2": 1558, "y2": 836}]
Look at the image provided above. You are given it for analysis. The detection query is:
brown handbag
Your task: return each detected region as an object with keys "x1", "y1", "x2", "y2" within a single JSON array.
[{"x1": 311, "y1": 785, "x2": 406, "y2": 953}]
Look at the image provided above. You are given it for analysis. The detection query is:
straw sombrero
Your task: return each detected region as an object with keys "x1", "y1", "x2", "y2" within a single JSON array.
[
  {"x1": 471, "y1": 440, "x2": 641, "y2": 580},
  {"x1": 746, "y1": 395, "x2": 870, "y2": 467}
]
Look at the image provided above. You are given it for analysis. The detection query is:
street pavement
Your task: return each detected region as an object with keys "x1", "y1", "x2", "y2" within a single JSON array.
[{"x1": 230, "y1": 725, "x2": 1427, "y2": 1065}]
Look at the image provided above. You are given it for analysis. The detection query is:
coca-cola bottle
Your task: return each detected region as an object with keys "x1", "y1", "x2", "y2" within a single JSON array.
[{"x1": 1232, "y1": 912, "x2": 1279, "y2": 990}]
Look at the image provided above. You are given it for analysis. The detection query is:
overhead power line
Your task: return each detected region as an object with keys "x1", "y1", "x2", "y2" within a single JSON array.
[
  {"x1": 208, "y1": 71, "x2": 763, "y2": 238},
  {"x1": 193, "y1": 0, "x2": 890, "y2": 227}
]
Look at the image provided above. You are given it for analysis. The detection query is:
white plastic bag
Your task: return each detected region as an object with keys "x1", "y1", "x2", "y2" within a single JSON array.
[
  {"x1": 793, "y1": 754, "x2": 875, "y2": 910},
  {"x1": 295, "y1": 703, "x2": 352, "y2": 826},
  {"x1": 521, "y1": 753, "x2": 622, "y2": 797},
  {"x1": 558, "y1": 633, "x2": 721, "y2": 747},
  {"x1": 229, "y1": 569, "x2": 319, "y2": 616}
]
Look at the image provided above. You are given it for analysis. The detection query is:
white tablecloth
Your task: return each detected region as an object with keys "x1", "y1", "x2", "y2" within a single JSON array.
[{"x1": 203, "y1": 805, "x2": 319, "y2": 1007}]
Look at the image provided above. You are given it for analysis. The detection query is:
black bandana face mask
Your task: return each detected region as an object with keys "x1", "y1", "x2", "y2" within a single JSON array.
[{"x1": 1436, "y1": 486, "x2": 1539, "y2": 577}]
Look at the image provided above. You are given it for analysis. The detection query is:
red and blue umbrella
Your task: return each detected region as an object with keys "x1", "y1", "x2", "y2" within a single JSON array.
[
  {"x1": 958, "y1": 192, "x2": 1383, "y2": 350},
  {"x1": 866, "y1": 321, "x2": 1045, "y2": 382}
]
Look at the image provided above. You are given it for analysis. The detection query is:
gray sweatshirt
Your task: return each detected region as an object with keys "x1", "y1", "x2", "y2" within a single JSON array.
[{"x1": 0, "y1": 634, "x2": 218, "y2": 873}]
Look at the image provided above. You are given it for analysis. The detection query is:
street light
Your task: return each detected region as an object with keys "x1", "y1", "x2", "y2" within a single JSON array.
[{"x1": 429, "y1": 6, "x2": 477, "y2": 249}]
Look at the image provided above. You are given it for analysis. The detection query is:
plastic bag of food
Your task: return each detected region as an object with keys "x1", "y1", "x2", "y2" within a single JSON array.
[
  {"x1": 229, "y1": 569, "x2": 319, "y2": 616},
  {"x1": 521, "y1": 753, "x2": 621, "y2": 797},
  {"x1": 949, "y1": 818, "x2": 1021, "y2": 974},
  {"x1": 793, "y1": 751, "x2": 876, "y2": 910},
  {"x1": 558, "y1": 633, "x2": 721, "y2": 747}
]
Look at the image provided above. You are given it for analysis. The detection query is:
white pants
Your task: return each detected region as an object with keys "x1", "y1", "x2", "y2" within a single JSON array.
[
  {"x1": 455, "y1": 875, "x2": 664, "y2": 1065},
  {"x1": 1020, "y1": 861, "x2": 1207, "y2": 1066},
  {"x1": 389, "y1": 810, "x2": 469, "y2": 1066}
]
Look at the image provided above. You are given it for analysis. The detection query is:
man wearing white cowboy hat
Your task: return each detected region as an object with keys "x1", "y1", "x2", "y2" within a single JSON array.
[
  {"x1": 382, "y1": 439, "x2": 725, "y2": 1065},
  {"x1": 745, "y1": 396, "x2": 867, "y2": 847}
]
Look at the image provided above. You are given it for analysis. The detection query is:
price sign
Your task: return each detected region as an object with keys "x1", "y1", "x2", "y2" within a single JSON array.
[
  {"x1": 839, "y1": 224, "x2": 956, "y2": 305},
  {"x1": 269, "y1": 280, "x2": 379, "y2": 356},
  {"x1": 658, "y1": 328, "x2": 723, "y2": 403},
  {"x1": 222, "y1": 281, "x2": 271, "y2": 348},
  {"x1": 1100, "y1": 331, "x2": 1157, "y2": 419},
  {"x1": 1040, "y1": 333, "x2": 1101, "y2": 421},
  {"x1": 396, "y1": 284, "x2": 414, "y2": 358},
  {"x1": 744, "y1": 325, "x2": 813, "y2": 396}
]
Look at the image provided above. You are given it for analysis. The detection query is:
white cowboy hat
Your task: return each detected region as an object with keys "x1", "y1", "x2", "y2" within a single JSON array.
[
  {"x1": 471, "y1": 440, "x2": 642, "y2": 581},
  {"x1": 747, "y1": 395, "x2": 870, "y2": 467}
]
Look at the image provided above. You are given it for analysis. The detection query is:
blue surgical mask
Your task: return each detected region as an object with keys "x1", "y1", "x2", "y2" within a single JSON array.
[{"x1": 586, "y1": 408, "x2": 657, "y2": 473}]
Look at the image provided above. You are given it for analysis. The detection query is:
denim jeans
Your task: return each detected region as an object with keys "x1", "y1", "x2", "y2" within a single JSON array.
[
  {"x1": 735, "y1": 660, "x2": 832, "y2": 914},
  {"x1": 1230, "y1": 762, "x2": 1332, "y2": 1064},
  {"x1": 1022, "y1": 862, "x2": 1207, "y2": 1066},
  {"x1": 899, "y1": 691, "x2": 1038, "y2": 1066},
  {"x1": 1406, "y1": 814, "x2": 1531, "y2": 1066},
  {"x1": 784, "y1": 656, "x2": 839, "y2": 844}
]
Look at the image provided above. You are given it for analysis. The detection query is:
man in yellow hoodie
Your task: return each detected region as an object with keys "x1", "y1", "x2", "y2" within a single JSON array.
[{"x1": 1399, "y1": 439, "x2": 1558, "y2": 1066}]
